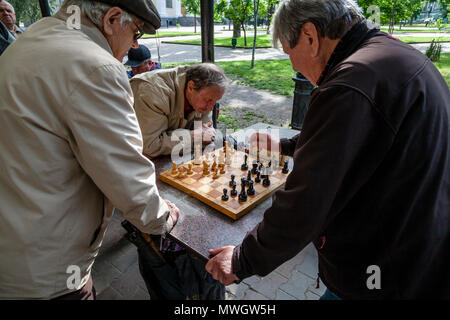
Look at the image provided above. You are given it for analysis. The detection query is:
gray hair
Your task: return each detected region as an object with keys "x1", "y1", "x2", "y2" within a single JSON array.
[
  {"x1": 186, "y1": 63, "x2": 229, "y2": 91},
  {"x1": 272, "y1": 0, "x2": 364, "y2": 49},
  {"x1": 58, "y1": 0, "x2": 134, "y2": 28}
]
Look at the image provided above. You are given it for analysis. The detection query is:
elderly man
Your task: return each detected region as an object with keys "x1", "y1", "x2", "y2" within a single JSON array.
[
  {"x1": 130, "y1": 63, "x2": 227, "y2": 158},
  {"x1": 206, "y1": 0, "x2": 450, "y2": 299},
  {"x1": 0, "y1": 0, "x2": 180, "y2": 299},
  {"x1": 125, "y1": 44, "x2": 161, "y2": 78},
  {"x1": 0, "y1": 1, "x2": 24, "y2": 37}
]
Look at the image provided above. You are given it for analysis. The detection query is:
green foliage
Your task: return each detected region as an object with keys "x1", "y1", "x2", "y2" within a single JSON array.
[
  {"x1": 9, "y1": 0, "x2": 61, "y2": 24},
  {"x1": 426, "y1": 39, "x2": 442, "y2": 61},
  {"x1": 181, "y1": 0, "x2": 200, "y2": 16}
]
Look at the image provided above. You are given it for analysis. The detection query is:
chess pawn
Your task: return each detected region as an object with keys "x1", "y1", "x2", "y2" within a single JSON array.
[
  {"x1": 177, "y1": 166, "x2": 186, "y2": 179},
  {"x1": 187, "y1": 163, "x2": 193, "y2": 175},
  {"x1": 282, "y1": 159, "x2": 289, "y2": 174},
  {"x1": 202, "y1": 160, "x2": 210, "y2": 175},
  {"x1": 247, "y1": 181, "x2": 255, "y2": 196},
  {"x1": 219, "y1": 163, "x2": 225, "y2": 174},
  {"x1": 263, "y1": 175, "x2": 271, "y2": 187},
  {"x1": 171, "y1": 161, "x2": 177, "y2": 175},
  {"x1": 238, "y1": 179, "x2": 247, "y2": 202},
  {"x1": 251, "y1": 160, "x2": 258, "y2": 175},
  {"x1": 255, "y1": 171, "x2": 261, "y2": 183},
  {"x1": 229, "y1": 174, "x2": 237, "y2": 187},
  {"x1": 221, "y1": 188, "x2": 229, "y2": 201},
  {"x1": 212, "y1": 167, "x2": 219, "y2": 179},
  {"x1": 230, "y1": 184, "x2": 237, "y2": 197}
]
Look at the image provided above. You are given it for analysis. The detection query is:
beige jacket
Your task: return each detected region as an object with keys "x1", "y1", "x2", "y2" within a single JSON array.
[
  {"x1": 130, "y1": 67, "x2": 211, "y2": 157},
  {"x1": 0, "y1": 12, "x2": 172, "y2": 299}
]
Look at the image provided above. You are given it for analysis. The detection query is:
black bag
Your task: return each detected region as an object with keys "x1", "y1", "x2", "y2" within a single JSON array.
[{"x1": 121, "y1": 220, "x2": 225, "y2": 300}]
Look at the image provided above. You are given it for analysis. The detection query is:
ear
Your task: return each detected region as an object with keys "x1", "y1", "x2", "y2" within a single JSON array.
[
  {"x1": 301, "y1": 22, "x2": 320, "y2": 58},
  {"x1": 187, "y1": 80, "x2": 196, "y2": 92},
  {"x1": 102, "y1": 7, "x2": 124, "y2": 36}
]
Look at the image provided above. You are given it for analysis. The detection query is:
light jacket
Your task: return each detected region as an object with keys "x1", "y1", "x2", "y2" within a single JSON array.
[
  {"x1": 0, "y1": 11, "x2": 172, "y2": 299},
  {"x1": 130, "y1": 66, "x2": 211, "y2": 157}
]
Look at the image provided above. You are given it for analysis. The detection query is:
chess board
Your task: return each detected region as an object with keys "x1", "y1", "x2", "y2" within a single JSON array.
[{"x1": 159, "y1": 147, "x2": 290, "y2": 220}]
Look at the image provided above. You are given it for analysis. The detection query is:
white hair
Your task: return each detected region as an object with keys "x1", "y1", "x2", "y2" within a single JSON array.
[
  {"x1": 272, "y1": 0, "x2": 365, "y2": 48},
  {"x1": 58, "y1": 0, "x2": 134, "y2": 27}
]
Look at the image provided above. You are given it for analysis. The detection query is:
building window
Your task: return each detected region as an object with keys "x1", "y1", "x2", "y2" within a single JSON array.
[{"x1": 166, "y1": 0, "x2": 173, "y2": 9}]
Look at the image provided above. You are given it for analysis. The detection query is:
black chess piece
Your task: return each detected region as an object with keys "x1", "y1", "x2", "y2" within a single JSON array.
[
  {"x1": 238, "y1": 178, "x2": 247, "y2": 202},
  {"x1": 241, "y1": 154, "x2": 248, "y2": 170},
  {"x1": 246, "y1": 170, "x2": 253, "y2": 186},
  {"x1": 247, "y1": 181, "x2": 255, "y2": 196},
  {"x1": 255, "y1": 171, "x2": 261, "y2": 183},
  {"x1": 251, "y1": 160, "x2": 258, "y2": 174},
  {"x1": 221, "y1": 188, "x2": 229, "y2": 201},
  {"x1": 229, "y1": 174, "x2": 237, "y2": 187},
  {"x1": 230, "y1": 184, "x2": 237, "y2": 196},
  {"x1": 282, "y1": 159, "x2": 289, "y2": 174},
  {"x1": 263, "y1": 176, "x2": 270, "y2": 187}
]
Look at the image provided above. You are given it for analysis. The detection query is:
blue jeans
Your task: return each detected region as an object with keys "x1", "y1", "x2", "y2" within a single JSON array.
[{"x1": 320, "y1": 289, "x2": 342, "y2": 300}]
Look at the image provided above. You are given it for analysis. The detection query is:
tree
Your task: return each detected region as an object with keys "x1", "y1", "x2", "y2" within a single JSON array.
[
  {"x1": 9, "y1": 0, "x2": 60, "y2": 25},
  {"x1": 251, "y1": 0, "x2": 260, "y2": 68},
  {"x1": 260, "y1": 0, "x2": 280, "y2": 34},
  {"x1": 182, "y1": 0, "x2": 201, "y2": 33},
  {"x1": 224, "y1": 0, "x2": 253, "y2": 44}
]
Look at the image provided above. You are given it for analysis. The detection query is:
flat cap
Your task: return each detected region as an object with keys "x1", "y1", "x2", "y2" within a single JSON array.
[{"x1": 94, "y1": 0, "x2": 161, "y2": 34}]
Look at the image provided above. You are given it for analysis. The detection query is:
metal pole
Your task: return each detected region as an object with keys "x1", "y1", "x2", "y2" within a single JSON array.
[
  {"x1": 39, "y1": 0, "x2": 51, "y2": 17},
  {"x1": 200, "y1": 0, "x2": 214, "y2": 63}
]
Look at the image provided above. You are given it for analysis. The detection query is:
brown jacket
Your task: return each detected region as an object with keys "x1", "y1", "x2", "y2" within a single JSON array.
[{"x1": 130, "y1": 67, "x2": 211, "y2": 157}]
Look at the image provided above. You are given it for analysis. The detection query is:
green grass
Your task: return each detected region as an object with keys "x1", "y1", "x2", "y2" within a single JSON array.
[
  {"x1": 434, "y1": 53, "x2": 450, "y2": 87},
  {"x1": 397, "y1": 36, "x2": 450, "y2": 43},
  {"x1": 166, "y1": 34, "x2": 273, "y2": 48},
  {"x1": 380, "y1": 27, "x2": 450, "y2": 34},
  {"x1": 142, "y1": 31, "x2": 199, "y2": 39}
]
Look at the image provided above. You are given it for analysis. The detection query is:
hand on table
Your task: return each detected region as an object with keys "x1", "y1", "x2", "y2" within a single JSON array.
[
  {"x1": 205, "y1": 246, "x2": 240, "y2": 286},
  {"x1": 165, "y1": 199, "x2": 180, "y2": 231},
  {"x1": 248, "y1": 132, "x2": 281, "y2": 154}
]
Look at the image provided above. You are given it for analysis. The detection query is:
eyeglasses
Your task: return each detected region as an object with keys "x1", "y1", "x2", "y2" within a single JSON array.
[{"x1": 132, "y1": 17, "x2": 144, "y2": 42}]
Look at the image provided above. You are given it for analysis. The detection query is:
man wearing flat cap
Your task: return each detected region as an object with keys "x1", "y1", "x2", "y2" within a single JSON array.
[
  {"x1": 125, "y1": 44, "x2": 161, "y2": 78},
  {"x1": 0, "y1": 0, "x2": 180, "y2": 299}
]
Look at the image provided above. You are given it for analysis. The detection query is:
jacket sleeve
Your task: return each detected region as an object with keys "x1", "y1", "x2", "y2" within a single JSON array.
[
  {"x1": 64, "y1": 64, "x2": 172, "y2": 235},
  {"x1": 133, "y1": 81, "x2": 187, "y2": 157},
  {"x1": 232, "y1": 85, "x2": 395, "y2": 279}
]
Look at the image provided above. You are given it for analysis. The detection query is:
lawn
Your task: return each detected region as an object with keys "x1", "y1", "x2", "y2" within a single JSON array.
[
  {"x1": 142, "y1": 31, "x2": 199, "y2": 39},
  {"x1": 166, "y1": 34, "x2": 273, "y2": 48},
  {"x1": 396, "y1": 36, "x2": 450, "y2": 43},
  {"x1": 434, "y1": 53, "x2": 450, "y2": 87}
]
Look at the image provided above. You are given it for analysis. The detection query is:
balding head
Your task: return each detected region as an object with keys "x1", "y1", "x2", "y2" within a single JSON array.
[{"x1": 0, "y1": 0, "x2": 16, "y2": 32}]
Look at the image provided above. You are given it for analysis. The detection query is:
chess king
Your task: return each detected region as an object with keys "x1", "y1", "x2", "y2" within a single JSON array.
[{"x1": 130, "y1": 63, "x2": 229, "y2": 158}]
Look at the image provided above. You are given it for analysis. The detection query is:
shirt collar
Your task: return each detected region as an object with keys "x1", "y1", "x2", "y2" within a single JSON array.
[{"x1": 317, "y1": 20, "x2": 379, "y2": 86}]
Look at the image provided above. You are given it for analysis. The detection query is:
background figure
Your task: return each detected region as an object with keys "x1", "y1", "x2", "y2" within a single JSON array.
[
  {"x1": 0, "y1": 20, "x2": 13, "y2": 55},
  {"x1": 130, "y1": 63, "x2": 228, "y2": 158},
  {"x1": 125, "y1": 44, "x2": 161, "y2": 78},
  {"x1": 0, "y1": 1, "x2": 24, "y2": 37},
  {"x1": 206, "y1": 0, "x2": 450, "y2": 300}
]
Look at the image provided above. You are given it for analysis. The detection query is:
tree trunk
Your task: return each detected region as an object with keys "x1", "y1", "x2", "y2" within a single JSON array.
[
  {"x1": 242, "y1": 23, "x2": 247, "y2": 47},
  {"x1": 233, "y1": 20, "x2": 241, "y2": 38},
  {"x1": 266, "y1": 5, "x2": 274, "y2": 35}
]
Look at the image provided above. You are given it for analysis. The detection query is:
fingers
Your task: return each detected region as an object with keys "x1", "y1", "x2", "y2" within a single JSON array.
[{"x1": 208, "y1": 246, "x2": 229, "y2": 257}]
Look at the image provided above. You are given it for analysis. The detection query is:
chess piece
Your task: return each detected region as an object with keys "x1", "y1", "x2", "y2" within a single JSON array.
[
  {"x1": 247, "y1": 181, "x2": 255, "y2": 196},
  {"x1": 212, "y1": 167, "x2": 219, "y2": 179},
  {"x1": 263, "y1": 174, "x2": 271, "y2": 187},
  {"x1": 246, "y1": 170, "x2": 253, "y2": 187},
  {"x1": 193, "y1": 145, "x2": 202, "y2": 165},
  {"x1": 187, "y1": 163, "x2": 193, "y2": 175},
  {"x1": 221, "y1": 188, "x2": 229, "y2": 201},
  {"x1": 241, "y1": 154, "x2": 248, "y2": 170},
  {"x1": 229, "y1": 174, "x2": 237, "y2": 187},
  {"x1": 255, "y1": 171, "x2": 261, "y2": 183},
  {"x1": 177, "y1": 166, "x2": 186, "y2": 179},
  {"x1": 238, "y1": 178, "x2": 247, "y2": 202},
  {"x1": 171, "y1": 161, "x2": 177, "y2": 175},
  {"x1": 251, "y1": 160, "x2": 258, "y2": 175},
  {"x1": 211, "y1": 160, "x2": 217, "y2": 171},
  {"x1": 282, "y1": 159, "x2": 289, "y2": 174},
  {"x1": 202, "y1": 160, "x2": 210, "y2": 175},
  {"x1": 218, "y1": 150, "x2": 225, "y2": 164},
  {"x1": 219, "y1": 163, "x2": 225, "y2": 174},
  {"x1": 230, "y1": 184, "x2": 237, "y2": 196}
]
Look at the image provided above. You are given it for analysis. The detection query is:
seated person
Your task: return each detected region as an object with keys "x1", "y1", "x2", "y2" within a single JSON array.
[
  {"x1": 0, "y1": 20, "x2": 13, "y2": 55},
  {"x1": 0, "y1": 1, "x2": 24, "y2": 38},
  {"x1": 130, "y1": 63, "x2": 228, "y2": 157},
  {"x1": 125, "y1": 44, "x2": 161, "y2": 78}
]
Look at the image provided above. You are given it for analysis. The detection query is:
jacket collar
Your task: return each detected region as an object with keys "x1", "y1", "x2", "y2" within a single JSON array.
[
  {"x1": 317, "y1": 20, "x2": 379, "y2": 86},
  {"x1": 53, "y1": 10, "x2": 113, "y2": 56}
]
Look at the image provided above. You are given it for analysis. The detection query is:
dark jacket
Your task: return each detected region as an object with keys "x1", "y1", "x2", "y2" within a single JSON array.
[
  {"x1": 0, "y1": 21, "x2": 15, "y2": 56},
  {"x1": 232, "y1": 21, "x2": 450, "y2": 299}
]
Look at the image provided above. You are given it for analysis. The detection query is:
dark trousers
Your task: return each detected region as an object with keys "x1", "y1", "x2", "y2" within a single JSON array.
[{"x1": 53, "y1": 276, "x2": 96, "y2": 300}]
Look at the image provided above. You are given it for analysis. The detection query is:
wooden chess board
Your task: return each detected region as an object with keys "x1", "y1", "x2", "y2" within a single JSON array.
[{"x1": 159, "y1": 147, "x2": 290, "y2": 220}]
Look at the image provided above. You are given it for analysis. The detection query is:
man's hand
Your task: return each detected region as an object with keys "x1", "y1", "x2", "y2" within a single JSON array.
[
  {"x1": 249, "y1": 132, "x2": 281, "y2": 153},
  {"x1": 165, "y1": 199, "x2": 180, "y2": 231},
  {"x1": 202, "y1": 121, "x2": 216, "y2": 143},
  {"x1": 205, "y1": 246, "x2": 239, "y2": 286}
]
